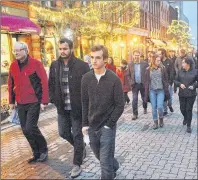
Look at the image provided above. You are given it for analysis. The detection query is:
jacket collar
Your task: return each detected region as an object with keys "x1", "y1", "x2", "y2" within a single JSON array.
[{"x1": 57, "y1": 54, "x2": 76, "y2": 68}]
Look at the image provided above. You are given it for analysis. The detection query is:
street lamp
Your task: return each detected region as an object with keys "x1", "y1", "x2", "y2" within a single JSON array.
[
  {"x1": 120, "y1": 42, "x2": 125, "y2": 60},
  {"x1": 64, "y1": 25, "x2": 73, "y2": 41}
]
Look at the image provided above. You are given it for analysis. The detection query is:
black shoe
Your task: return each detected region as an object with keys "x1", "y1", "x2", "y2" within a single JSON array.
[
  {"x1": 183, "y1": 120, "x2": 187, "y2": 125},
  {"x1": 114, "y1": 172, "x2": 117, "y2": 179},
  {"x1": 163, "y1": 112, "x2": 168, "y2": 116},
  {"x1": 37, "y1": 151, "x2": 48, "y2": 162},
  {"x1": 159, "y1": 118, "x2": 164, "y2": 128},
  {"x1": 187, "y1": 126, "x2": 192, "y2": 133},
  {"x1": 153, "y1": 121, "x2": 158, "y2": 130},
  {"x1": 132, "y1": 115, "x2": 138, "y2": 120},
  {"x1": 27, "y1": 156, "x2": 39, "y2": 164},
  {"x1": 144, "y1": 109, "x2": 147, "y2": 114},
  {"x1": 169, "y1": 106, "x2": 174, "y2": 112}
]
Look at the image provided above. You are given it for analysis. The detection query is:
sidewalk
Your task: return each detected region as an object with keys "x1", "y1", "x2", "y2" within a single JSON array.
[{"x1": 1, "y1": 93, "x2": 197, "y2": 179}]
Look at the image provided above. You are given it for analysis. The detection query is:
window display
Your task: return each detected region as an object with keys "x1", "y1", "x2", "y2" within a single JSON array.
[{"x1": 1, "y1": 34, "x2": 11, "y2": 73}]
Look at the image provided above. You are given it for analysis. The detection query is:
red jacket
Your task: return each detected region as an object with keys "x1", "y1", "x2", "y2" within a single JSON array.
[
  {"x1": 8, "y1": 56, "x2": 49, "y2": 104},
  {"x1": 106, "y1": 63, "x2": 116, "y2": 73},
  {"x1": 116, "y1": 68, "x2": 131, "y2": 92}
]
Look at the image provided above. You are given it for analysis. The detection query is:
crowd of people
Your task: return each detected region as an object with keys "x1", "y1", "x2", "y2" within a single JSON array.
[{"x1": 8, "y1": 38, "x2": 197, "y2": 179}]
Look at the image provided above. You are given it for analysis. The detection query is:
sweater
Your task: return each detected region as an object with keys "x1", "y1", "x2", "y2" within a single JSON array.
[{"x1": 81, "y1": 69, "x2": 124, "y2": 130}]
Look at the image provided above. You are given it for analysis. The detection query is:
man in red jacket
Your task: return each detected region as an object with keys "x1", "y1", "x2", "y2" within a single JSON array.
[{"x1": 8, "y1": 42, "x2": 49, "y2": 163}]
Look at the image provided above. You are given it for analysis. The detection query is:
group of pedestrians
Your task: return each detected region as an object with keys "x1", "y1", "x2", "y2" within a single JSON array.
[{"x1": 8, "y1": 38, "x2": 197, "y2": 179}]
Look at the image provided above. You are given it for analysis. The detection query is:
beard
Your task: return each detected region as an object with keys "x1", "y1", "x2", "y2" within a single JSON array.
[{"x1": 60, "y1": 50, "x2": 72, "y2": 60}]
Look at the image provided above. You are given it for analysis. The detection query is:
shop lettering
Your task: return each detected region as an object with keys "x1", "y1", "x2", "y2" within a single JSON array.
[{"x1": 2, "y1": 7, "x2": 10, "y2": 14}]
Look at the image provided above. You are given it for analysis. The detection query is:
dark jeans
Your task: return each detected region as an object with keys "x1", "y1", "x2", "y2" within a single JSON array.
[
  {"x1": 88, "y1": 126, "x2": 119, "y2": 180},
  {"x1": 18, "y1": 102, "x2": 48, "y2": 157},
  {"x1": 124, "y1": 92, "x2": 130, "y2": 104},
  {"x1": 58, "y1": 111, "x2": 84, "y2": 166},
  {"x1": 179, "y1": 96, "x2": 196, "y2": 127},
  {"x1": 132, "y1": 83, "x2": 147, "y2": 115}
]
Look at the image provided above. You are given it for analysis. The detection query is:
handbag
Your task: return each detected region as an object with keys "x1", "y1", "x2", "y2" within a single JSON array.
[{"x1": 9, "y1": 108, "x2": 20, "y2": 125}]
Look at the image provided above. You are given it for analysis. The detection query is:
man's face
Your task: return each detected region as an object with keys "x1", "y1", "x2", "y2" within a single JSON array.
[
  {"x1": 58, "y1": 42, "x2": 72, "y2": 59},
  {"x1": 157, "y1": 51, "x2": 163, "y2": 60},
  {"x1": 133, "y1": 52, "x2": 140, "y2": 62},
  {"x1": 91, "y1": 50, "x2": 105, "y2": 70},
  {"x1": 180, "y1": 50, "x2": 186, "y2": 57},
  {"x1": 13, "y1": 44, "x2": 27, "y2": 60}
]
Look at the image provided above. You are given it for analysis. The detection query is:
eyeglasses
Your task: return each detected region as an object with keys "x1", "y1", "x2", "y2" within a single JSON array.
[{"x1": 12, "y1": 49, "x2": 25, "y2": 54}]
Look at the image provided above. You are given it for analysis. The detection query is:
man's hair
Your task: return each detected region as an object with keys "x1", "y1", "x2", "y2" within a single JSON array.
[
  {"x1": 14, "y1": 41, "x2": 29, "y2": 54},
  {"x1": 183, "y1": 56, "x2": 194, "y2": 68},
  {"x1": 121, "y1": 59, "x2": 128, "y2": 65},
  {"x1": 180, "y1": 49, "x2": 186, "y2": 54},
  {"x1": 133, "y1": 50, "x2": 141, "y2": 55},
  {"x1": 59, "y1": 37, "x2": 73, "y2": 49},
  {"x1": 91, "y1": 45, "x2": 108, "y2": 60},
  {"x1": 158, "y1": 48, "x2": 167, "y2": 57}
]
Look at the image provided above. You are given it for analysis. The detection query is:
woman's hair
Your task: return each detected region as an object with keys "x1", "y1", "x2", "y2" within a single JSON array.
[
  {"x1": 121, "y1": 59, "x2": 128, "y2": 65},
  {"x1": 183, "y1": 56, "x2": 194, "y2": 69},
  {"x1": 108, "y1": 57, "x2": 114, "y2": 65},
  {"x1": 149, "y1": 54, "x2": 164, "y2": 71}
]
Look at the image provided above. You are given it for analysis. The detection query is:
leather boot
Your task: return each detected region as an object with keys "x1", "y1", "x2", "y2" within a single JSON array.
[
  {"x1": 159, "y1": 118, "x2": 164, "y2": 128},
  {"x1": 153, "y1": 120, "x2": 158, "y2": 130}
]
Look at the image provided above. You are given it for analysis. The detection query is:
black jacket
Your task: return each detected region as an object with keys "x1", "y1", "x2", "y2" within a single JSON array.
[
  {"x1": 128, "y1": 60, "x2": 149, "y2": 87},
  {"x1": 174, "y1": 68, "x2": 198, "y2": 97},
  {"x1": 48, "y1": 55, "x2": 90, "y2": 117},
  {"x1": 161, "y1": 57, "x2": 175, "y2": 86},
  {"x1": 81, "y1": 69, "x2": 124, "y2": 130}
]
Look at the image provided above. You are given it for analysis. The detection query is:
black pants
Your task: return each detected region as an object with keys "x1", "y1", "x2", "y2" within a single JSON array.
[
  {"x1": 88, "y1": 126, "x2": 119, "y2": 179},
  {"x1": 58, "y1": 111, "x2": 84, "y2": 166},
  {"x1": 179, "y1": 96, "x2": 196, "y2": 127},
  {"x1": 18, "y1": 102, "x2": 48, "y2": 157},
  {"x1": 124, "y1": 92, "x2": 130, "y2": 104},
  {"x1": 132, "y1": 83, "x2": 147, "y2": 115}
]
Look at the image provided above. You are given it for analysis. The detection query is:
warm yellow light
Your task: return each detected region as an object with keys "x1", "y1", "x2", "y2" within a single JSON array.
[
  {"x1": 130, "y1": 41, "x2": 134, "y2": 46},
  {"x1": 133, "y1": 37, "x2": 137, "y2": 42},
  {"x1": 120, "y1": 42, "x2": 125, "y2": 48}
]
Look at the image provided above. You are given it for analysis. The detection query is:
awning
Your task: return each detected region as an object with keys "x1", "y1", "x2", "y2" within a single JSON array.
[
  {"x1": 151, "y1": 39, "x2": 166, "y2": 47},
  {"x1": 1, "y1": 14, "x2": 40, "y2": 33}
]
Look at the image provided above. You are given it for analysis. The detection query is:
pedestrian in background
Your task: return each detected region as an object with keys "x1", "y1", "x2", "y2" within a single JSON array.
[
  {"x1": 81, "y1": 45, "x2": 124, "y2": 179},
  {"x1": 117, "y1": 59, "x2": 131, "y2": 105},
  {"x1": 48, "y1": 38, "x2": 90, "y2": 178},
  {"x1": 128, "y1": 50, "x2": 149, "y2": 120},
  {"x1": 106, "y1": 56, "x2": 116, "y2": 73},
  {"x1": 174, "y1": 57, "x2": 197, "y2": 133},
  {"x1": 157, "y1": 48, "x2": 175, "y2": 115},
  {"x1": 144, "y1": 55, "x2": 170, "y2": 129},
  {"x1": 8, "y1": 42, "x2": 49, "y2": 163}
]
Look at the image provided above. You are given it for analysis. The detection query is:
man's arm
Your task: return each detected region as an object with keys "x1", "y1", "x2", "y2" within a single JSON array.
[
  {"x1": 8, "y1": 69, "x2": 15, "y2": 106},
  {"x1": 81, "y1": 75, "x2": 89, "y2": 128},
  {"x1": 36, "y1": 61, "x2": 49, "y2": 104},
  {"x1": 106, "y1": 78, "x2": 125, "y2": 129},
  {"x1": 48, "y1": 63, "x2": 55, "y2": 103}
]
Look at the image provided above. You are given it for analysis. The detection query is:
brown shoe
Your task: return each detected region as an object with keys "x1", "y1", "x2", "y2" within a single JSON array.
[
  {"x1": 132, "y1": 115, "x2": 138, "y2": 120},
  {"x1": 153, "y1": 121, "x2": 158, "y2": 130},
  {"x1": 159, "y1": 118, "x2": 164, "y2": 128}
]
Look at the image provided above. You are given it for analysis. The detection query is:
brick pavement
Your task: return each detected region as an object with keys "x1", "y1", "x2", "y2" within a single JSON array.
[{"x1": 1, "y1": 93, "x2": 197, "y2": 179}]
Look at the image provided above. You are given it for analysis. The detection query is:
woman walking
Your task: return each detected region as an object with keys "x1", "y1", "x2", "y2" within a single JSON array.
[
  {"x1": 144, "y1": 55, "x2": 170, "y2": 129},
  {"x1": 117, "y1": 60, "x2": 131, "y2": 105},
  {"x1": 174, "y1": 57, "x2": 197, "y2": 133},
  {"x1": 106, "y1": 57, "x2": 116, "y2": 73}
]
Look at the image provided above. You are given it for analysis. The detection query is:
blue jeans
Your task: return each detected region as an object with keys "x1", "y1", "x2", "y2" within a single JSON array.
[
  {"x1": 163, "y1": 85, "x2": 173, "y2": 112},
  {"x1": 88, "y1": 126, "x2": 119, "y2": 179},
  {"x1": 149, "y1": 89, "x2": 165, "y2": 121}
]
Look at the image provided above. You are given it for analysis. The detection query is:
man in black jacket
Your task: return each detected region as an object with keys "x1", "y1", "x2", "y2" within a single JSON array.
[
  {"x1": 81, "y1": 45, "x2": 124, "y2": 179},
  {"x1": 128, "y1": 50, "x2": 149, "y2": 120},
  {"x1": 157, "y1": 48, "x2": 175, "y2": 115},
  {"x1": 48, "y1": 38, "x2": 90, "y2": 178}
]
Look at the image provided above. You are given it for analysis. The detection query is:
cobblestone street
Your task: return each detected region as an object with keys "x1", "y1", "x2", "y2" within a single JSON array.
[{"x1": 1, "y1": 93, "x2": 197, "y2": 179}]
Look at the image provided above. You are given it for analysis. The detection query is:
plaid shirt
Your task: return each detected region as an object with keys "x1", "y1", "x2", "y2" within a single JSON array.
[{"x1": 62, "y1": 64, "x2": 72, "y2": 110}]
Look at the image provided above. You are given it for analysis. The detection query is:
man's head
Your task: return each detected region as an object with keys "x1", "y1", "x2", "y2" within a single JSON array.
[
  {"x1": 90, "y1": 45, "x2": 108, "y2": 70},
  {"x1": 180, "y1": 49, "x2": 186, "y2": 57},
  {"x1": 13, "y1": 42, "x2": 28, "y2": 61},
  {"x1": 133, "y1": 50, "x2": 141, "y2": 62},
  {"x1": 169, "y1": 50, "x2": 175, "y2": 57},
  {"x1": 58, "y1": 37, "x2": 73, "y2": 59},
  {"x1": 157, "y1": 48, "x2": 167, "y2": 60}
]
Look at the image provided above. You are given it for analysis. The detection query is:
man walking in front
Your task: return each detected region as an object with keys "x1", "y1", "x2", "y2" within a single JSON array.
[
  {"x1": 48, "y1": 38, "x2": 90, "y2": 178},
  {"x1": 128, "y1": 50, "x2": 149, "y2": 120},
  {"x1": 81, "y1": 45, "x2": 124, "y2": 179},
  {"x1": 157, "y1": 48, "x2": 175, "y2": 115},
  {"x1": 8, "y1": 42, "x2": 49, "y2": 163}
]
